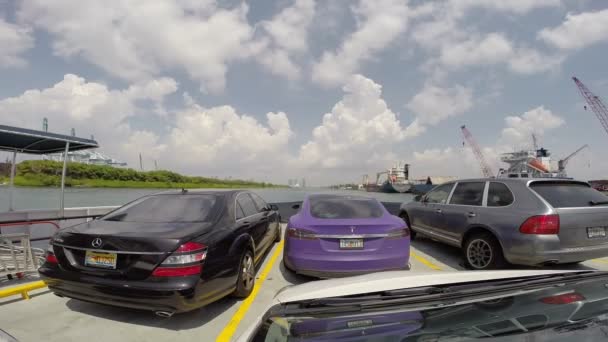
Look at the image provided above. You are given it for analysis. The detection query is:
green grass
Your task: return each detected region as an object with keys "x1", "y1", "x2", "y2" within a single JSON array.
[{"x1": 10, "y1": 176, "x2": 278, "y2": 189}]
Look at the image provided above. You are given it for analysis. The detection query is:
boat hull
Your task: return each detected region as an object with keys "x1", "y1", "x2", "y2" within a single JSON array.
[{"x1": 381, "y1": 181, "x2": 411, "y2": 193}]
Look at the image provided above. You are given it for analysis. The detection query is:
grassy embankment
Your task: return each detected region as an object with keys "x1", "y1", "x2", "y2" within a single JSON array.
[{"x1": 1, "y1": 160, "x2": 282, "y2": 189}]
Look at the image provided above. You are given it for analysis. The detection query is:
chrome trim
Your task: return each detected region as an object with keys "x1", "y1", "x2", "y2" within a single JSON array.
[
  {"x1": 314, "y1": 233, "x2": 399, "y2": 239},
  {"x1": 54, "y1": 243, "x2": 166, "y2": 255}
]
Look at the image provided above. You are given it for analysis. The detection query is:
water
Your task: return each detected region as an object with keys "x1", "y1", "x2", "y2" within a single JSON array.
[{"x1": 0, "y1": 186, "x2": 414, "y2": 212}]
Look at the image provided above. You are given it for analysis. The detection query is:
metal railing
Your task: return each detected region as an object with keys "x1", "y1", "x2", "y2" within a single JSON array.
[{"x1": 0, "y1": 233, "x2": 43, "y2": 280}]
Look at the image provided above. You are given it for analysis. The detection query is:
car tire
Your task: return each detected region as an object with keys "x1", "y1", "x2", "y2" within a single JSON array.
[
  {"x1": 233, "y1": 250, "x2": 255, "y2": 298},
  {"x1": 463, "y1": 232, "x2": 506, "y2": 270},
  {"x1": 399, "y1": 212, "x2": 416, "y2": 241}
]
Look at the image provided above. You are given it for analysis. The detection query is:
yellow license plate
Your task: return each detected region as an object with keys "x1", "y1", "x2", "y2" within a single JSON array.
[{"x1": 85, "y1": 251, "x2": 117, "y2": 269}]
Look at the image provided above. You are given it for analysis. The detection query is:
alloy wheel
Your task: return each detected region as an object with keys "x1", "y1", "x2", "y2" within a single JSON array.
[
  {"x1": 241, "y1": 254, "x2": 255, "y2": 291},
  {"x1": 466, "y1": 239, "x2": 493, "y2": 269}
]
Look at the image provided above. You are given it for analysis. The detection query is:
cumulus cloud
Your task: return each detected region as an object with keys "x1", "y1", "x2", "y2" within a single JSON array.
[
  {"x1": 254, "y1": 0, "x2": 316, "y2": 79},
  {"x1": 539, "y1": 9, "x2": 608, "y2": 50},
  {"x1": 500, "y1": 106, "x2": 565, "y2": 147},
  {"x1": 311, "y1": 0, "x2": 409, "y2": 87},
  {"x1": 449, "y1": 0, "x2": 561, "y2": 15},
  {"x1": 0, "y1": 18, "x2": 34, "y2": 68},
  {"x1": 297, "y1": 74, "x2": 414, "y2": 171},
  {"x1": 406, "y1": 84, "x2": 473, "y2": 125},
  {"x1": 18, "y1": 0, "x2": 253, "y2": 93},
  {"x1": 168, "y1": 105, "x2": 292, "y2": 172},
  {"x1": 0, "y1": 74, "x2": 177, "y2": 166}
]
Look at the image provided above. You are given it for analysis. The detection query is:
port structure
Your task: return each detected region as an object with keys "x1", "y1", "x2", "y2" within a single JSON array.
[
  {"x1": 573, "y1": 76, "x2": 608, "y2": 137},
  {"x1": 461, "y1": 125, "x2": 495, "y2": 178}
]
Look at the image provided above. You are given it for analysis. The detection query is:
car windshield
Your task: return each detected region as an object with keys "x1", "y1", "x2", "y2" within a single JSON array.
[
  {"x1": 529, "y1": 182, "x2": 608, "y2": 208},
  {"x1": 102, "y1": 194, "x2": 219, "y2": 223},
  {"x1": 251, "y1": 273, "x2": 608, "y2": 341},
  {"x1": 309, "y1": 196, "x2": 384, "y2": 219}
]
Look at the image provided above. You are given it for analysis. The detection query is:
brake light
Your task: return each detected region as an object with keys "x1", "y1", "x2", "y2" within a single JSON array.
[
  {"x1": 45, "y1": 245, "x2": 58, "y2": 264},
  {"x1": 387, "y1": 228, "x2": 410, "y2": 239},
  {"x1": 540, "y1": 292, "x2": 585, "y2": 304},
  {"x1": 286, "y1": 228, "x2": 318, "y2": 240},
  {"x1": 45, "y1": 253, "x2": 58, "y2": 264},
  {"x1": 152, "y1": 242, "x2": 207, "y2": 277},
  {"x1": 519, "y1": 215, "x2": 560, "y2": 235}
]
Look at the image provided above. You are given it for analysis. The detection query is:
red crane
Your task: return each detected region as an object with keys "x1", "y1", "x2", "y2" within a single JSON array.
[
  {"x1": 461, "y1": 125, "x2": 495, "y2": 178},
  {"x1": 572, "y1": 76, "x2": 608, "y2": 136}
]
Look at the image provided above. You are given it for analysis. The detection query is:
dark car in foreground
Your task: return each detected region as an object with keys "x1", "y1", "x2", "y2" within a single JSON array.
[
  {"x1": 238, "y1": 270, "x2": 608, "y2": 341},
  {"x1": 283, "y1": 194, "x2": 410, "y2": 278},
  {"x1": 400, "y1": 178, "x2": 608, "y2": 270},
  {"x1": 39, "y1": 190, "x2": 281, "y2": 316}
]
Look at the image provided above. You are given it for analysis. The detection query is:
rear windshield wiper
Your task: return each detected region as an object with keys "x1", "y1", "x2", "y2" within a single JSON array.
[{"x1": 589, "y1": 200, "x2": 608, "y2": 206}]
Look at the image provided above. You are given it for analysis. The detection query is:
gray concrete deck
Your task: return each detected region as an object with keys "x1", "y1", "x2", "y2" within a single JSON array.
[{"x1": 1, "y1": 225, "x2": 607, "y2": 341}]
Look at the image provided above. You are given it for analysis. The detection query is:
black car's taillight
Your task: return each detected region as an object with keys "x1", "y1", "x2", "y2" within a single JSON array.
[
  {"x1": 152, "y1": 242, "x2": 207, "y2": 277},
  {"x1": 45, "y1": 245, "x2": 58, "y2": 264}
]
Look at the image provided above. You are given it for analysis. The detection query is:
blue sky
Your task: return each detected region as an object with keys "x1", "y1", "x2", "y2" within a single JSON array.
[{"x1": 1, "y1": 0, "x2": 608, "y2": 185}]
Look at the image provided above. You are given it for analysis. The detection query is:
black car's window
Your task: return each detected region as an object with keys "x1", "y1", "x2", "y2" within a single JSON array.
[
  {"x1": 309, "y1": 196, "x2": 383, "y2": 219},
  {"x1": 237, "y1": 194, "x2": 259, "y2": 218},
  {"x1": 425, "y1": 183, "x2": 454, "y2": 204},
  {"x1": 530, "y1": 181, "x2": 608, "y2": 208},
  {"x1": 236, "y1": 202, "x2": 246, "y2": 220},
  {"x1": 487, "y1": 182, "x2": 514, "y2": 207},
  {"x1": 250, "y1": 193, "x2": 268, "y2": 212},
  {"x1": 450, "y1": 182, "x2": 485, "y2": 206},
  {"x1": 102, "y1": 194, "x2": 218, "y2": 223}
]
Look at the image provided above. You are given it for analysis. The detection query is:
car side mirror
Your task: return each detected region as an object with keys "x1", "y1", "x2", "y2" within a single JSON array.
[
  {"x1": 291, "y1": 204, "x2": 300, "y2": 210},
  {"x1": 414, "y1": 195, "x2": 423, "y2": 202},
  {"x1": 269, "y1": 204, "x2": 278, "y2": 211}
]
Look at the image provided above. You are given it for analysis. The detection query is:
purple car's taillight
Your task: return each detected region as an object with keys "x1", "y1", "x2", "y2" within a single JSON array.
[
  {"x1": 386, "y1": 228, "x2": 410, "y2": 239},
  {"x1": 286, "y1": 228, "x2": 318, "y2": 240}
]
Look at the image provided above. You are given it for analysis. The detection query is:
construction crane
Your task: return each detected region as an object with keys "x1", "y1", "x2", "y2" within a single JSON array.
[
  {"x1": 461, "y1": 125, "x2": 495, "y2": 178},
  {"x1": 558, "y1": 144, "x2": 589, "y2": 174},
  {"x1": 573, "y1": 77, "x2": 608, "y2": 136},
  {"x1": 531, "y1": 133, "x2": 538, "y2": 150}
]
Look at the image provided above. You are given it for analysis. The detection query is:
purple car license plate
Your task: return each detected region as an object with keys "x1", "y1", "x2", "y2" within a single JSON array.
[{"x1": 340, "y1": 239, "x2": 363, "y2": 249}]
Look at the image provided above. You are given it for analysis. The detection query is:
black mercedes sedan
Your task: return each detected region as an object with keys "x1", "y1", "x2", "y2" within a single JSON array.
[{"x1": 39, "y1": 189, "x2": 281, "y2": 316}]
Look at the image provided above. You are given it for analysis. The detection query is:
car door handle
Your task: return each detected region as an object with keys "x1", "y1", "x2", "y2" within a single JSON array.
[
  {"x1": 467, "y1": 212, "x2": 476, "y2": 218},
  {"x1": 435, "y1": 209, "x2": 442, "y2": 213}
]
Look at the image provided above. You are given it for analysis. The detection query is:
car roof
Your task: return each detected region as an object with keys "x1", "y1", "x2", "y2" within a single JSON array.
[{"x1": 307, "y1": 194, "x2": 377, "y2": 200}]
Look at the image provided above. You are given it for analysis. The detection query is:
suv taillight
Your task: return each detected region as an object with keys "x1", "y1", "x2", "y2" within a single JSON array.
[
  {"x1": 286, "y1": 228, "x2": 318, "y2": 240},
  {"x1": 152, "y1": 242, "x2": 207, "y2": 277},
  {"x1": 519, "y1": 215, "x2": 560, "y2": 235}
]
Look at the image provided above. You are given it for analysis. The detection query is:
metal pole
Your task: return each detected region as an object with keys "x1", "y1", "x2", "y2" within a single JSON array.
[
  {"x1": 8, "y1": 150, "x2": 17, "y2": 211},
  {"x1": 60, "y1": 142, "x2": 70, "y2": 217}
]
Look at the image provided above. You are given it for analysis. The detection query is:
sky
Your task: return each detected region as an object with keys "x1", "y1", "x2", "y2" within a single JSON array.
[{"x1": 1, "y1": 0, "x2": 608, "y2": 186}]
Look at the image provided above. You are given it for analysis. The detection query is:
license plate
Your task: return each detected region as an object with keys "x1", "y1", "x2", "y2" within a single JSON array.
[
  {"x1": 85, "y1": 251, "x2": 117, "y2": 269},
  {"x1": 587, "y1": 227, "x2": 607, "y2": 238},
  {"x1": 340, "y1": 239, "x2": 363, "y2": 249}
]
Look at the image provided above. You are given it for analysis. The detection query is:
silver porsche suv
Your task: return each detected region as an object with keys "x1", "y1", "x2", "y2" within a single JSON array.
[{"x1": 400, "y1": 178, "x2": 608, "y2": 269}]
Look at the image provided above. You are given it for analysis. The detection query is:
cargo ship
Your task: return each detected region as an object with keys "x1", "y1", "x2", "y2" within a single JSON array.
[{"x1": 366, "y1": 162, "x2": 412, "y2": 193}]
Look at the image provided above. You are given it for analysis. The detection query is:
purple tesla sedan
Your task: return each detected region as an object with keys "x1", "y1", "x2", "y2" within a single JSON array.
[{"x1": 283, "y1": 194, "x2": 410, "y2": 278}]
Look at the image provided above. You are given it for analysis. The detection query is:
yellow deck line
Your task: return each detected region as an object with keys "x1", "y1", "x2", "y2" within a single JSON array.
[
  {"x1": 216, "y1": 241, "x2": 284, "y2": 342},
  {"x1": 0, "y1": 280, "x2": 47, "y2": 300},
  {"x1": 411, "y1": 251, "x2": 443, "y2": 271}
]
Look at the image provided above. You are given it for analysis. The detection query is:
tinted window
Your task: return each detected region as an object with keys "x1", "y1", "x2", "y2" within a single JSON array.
[
  {"x1": 487, "y1": 182, "x2": 514, "y2": 207},
  {"x1": 236, "y1": 203, "x2": 246, "y2": 220},
  {"x1": 103, "y1": 195, "x2": 218, "y2": 223},
  {"x1": 425, "y1": 183, "x2": 454, "y2": 204},
  {"x1": 237, "y1": 194, "x2": 259, "y2": 217},
  {"x1": 450, "y1": 182, "x2": 485, "y2": 206},
  {"x1": 310, "y1": 196, "x2": 383, "y2": 219},
  {"x1": 250, "y1": 193, "x2": 268, "y2": 212},
  {"x1": 530, "y1": 182, "x2": 608, "y2": 208}
]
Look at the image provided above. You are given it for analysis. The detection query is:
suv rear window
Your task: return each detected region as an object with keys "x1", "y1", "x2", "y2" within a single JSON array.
[
  {"x1": 103, "y1": 194, "x2": 219, "y2": 223},
  {"x1": 310, "y1": 196, "x2": 384, "y2": 219},
  {"x1": 529, "y1": 182, "x2": 608, "y2": 208}
]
